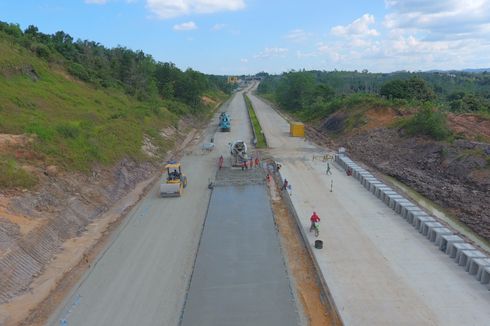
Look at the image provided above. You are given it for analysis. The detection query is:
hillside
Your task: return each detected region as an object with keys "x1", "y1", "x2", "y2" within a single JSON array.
[
  {"x1": 257, "y1": 71, "x2": 490, "y2": 242},
  {"x1": 0, "y1": 23, "x2": 228, "y2": 322}
]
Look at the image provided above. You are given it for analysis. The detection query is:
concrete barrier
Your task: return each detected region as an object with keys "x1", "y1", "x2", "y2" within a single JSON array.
[
  {"x1": 382, "y1": 192, "x2": 399, "y2": 205},
  {"x1": 420, "y1": 221, "x2": 443, "y2": 236},
  {"x1": 458, "y1": 250, "x2": 487, "y2": 269},
  {"x1": 388, "y1": 195, "x2": 405, "y2": 209},
  {"x1": 413, "y1": 215, "x2": 436, "y2": 231},
  {"x1": 393, "y1": 199, "x2": 413, "y2": 214},
  {"x1": 370, "y1": 182, "x2": 386, "y2": 198},
  {"x1": 437, "y1": 234, "x2": 464, "y2": 252},
  {"x1": 428, "y1": 227, "x2": 452, "y2": 243},
  {"x1": 375, "y1": 187, "x2": 392, "y2": 199},
  {"x1": 466, "y1": 258, "x2": 490, "y2": 281},
  {"x1": 448, "y1": 243, "x2": 476, "y2": 259},
  {"x1": 407, "y1": 210, "x2": 428, "y2": 225},
  {"x1": 362, "y1": 177, "x2": 378, "y2": 188},
  {"x1": 480, "y1": 267, "x2": 490, "y2": 286},
  {"x1": 400, "y1": 205, "x2": 420, "y2": 219},
  {"x1": 334, "y1": 154, "x2": 490, "y2": 289}
]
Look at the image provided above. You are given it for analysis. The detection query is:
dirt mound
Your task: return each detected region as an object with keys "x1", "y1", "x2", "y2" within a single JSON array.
[
  {"x1": 448, "y1": 113, "x2": 490, "y2": 141},
  {"x1": 321, "y1": 112, "x2": 347, "y2": 134},
  {"x1": 0, "y1": 134, "x2": 32, "y2": 152},
  {"x1": 342, "y1": 128, "x2": 490, "y2": 241}
]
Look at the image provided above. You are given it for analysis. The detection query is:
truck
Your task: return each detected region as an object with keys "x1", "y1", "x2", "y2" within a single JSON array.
[
  {"x1": 219, "y1": 112, "x2": 231, "y2": 132},
  {"x1": 229, "y1": 140, "x2": 248, "y2": 167}
]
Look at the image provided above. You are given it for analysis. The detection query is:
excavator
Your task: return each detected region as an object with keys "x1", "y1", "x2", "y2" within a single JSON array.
[{"x1": 160, "y1": 162, "x2": 187, "y2": 197}]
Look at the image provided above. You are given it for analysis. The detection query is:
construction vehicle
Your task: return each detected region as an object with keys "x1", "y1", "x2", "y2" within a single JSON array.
[
  {"x1": 219, "y1": 112, "x2": 231, "y2": 132},
  {"x1": 229, "y1": 140, "x2": 248, "y2": 167},
  {"x1": 160, "y1": 162, "x2": 187, "y2": 197}
]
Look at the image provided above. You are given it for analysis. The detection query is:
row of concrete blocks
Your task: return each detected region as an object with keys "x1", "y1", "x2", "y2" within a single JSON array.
[{"x1": 335, "y1": 154, "x2": 490, "y2": 289}]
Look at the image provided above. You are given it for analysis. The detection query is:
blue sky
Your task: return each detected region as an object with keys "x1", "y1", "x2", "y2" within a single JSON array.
[{"x1": 1, "y1": 0, "x2": 490, "y2": 74}]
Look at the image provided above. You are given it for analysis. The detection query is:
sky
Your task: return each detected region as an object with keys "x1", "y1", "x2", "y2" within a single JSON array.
[{"x1": 1, "y1": 0, "x2": 490, "y2": 75}]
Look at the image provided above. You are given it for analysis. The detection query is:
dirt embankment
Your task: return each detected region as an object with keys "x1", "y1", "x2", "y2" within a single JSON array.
[
  {"x1": 311, "y1": 110, "x2": 490, "y2": 242},
  {"x1": 0, "y1": 117, "x2": 202, "y2": 325}
]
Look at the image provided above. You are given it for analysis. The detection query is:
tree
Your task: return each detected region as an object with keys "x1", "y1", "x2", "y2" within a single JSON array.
[
  {"x1": 380, "y1": 77, "x2": 435, "y2": 101},
  {"x1": 275, "y1": 72, "x2": 315, "y2": 111}
]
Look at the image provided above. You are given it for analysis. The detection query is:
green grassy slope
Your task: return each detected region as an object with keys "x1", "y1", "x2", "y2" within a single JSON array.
[{"x1": 0, "y1": 35, "x2": 222, "y2": 188}]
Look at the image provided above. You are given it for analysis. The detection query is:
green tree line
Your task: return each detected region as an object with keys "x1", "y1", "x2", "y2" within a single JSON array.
[
  {"x1": 0, "y1": 21, "x2": 233, "y2": 105},
  {"x1": 258, "y1": 70, "x2": 490, "y2": 114},
  {"x1": 257, "y1": 70, "x2": 490, "y2": 140}
]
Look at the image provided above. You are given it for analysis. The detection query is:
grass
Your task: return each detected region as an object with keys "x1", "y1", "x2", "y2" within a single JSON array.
[
  {"x1": 0, "y1": 155, "x2": 38, "y2": 188},
  {"x1": 0, "y1": 34, "x2": 222, "y2": 188},
  {"x1": 244, "y1": 94, "x2": 267, "y2": 148}
]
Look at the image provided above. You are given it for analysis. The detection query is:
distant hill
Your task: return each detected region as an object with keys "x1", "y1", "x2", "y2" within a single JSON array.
[{"x1": 462, "y1": 68, "x2": 490, "y2": 73}]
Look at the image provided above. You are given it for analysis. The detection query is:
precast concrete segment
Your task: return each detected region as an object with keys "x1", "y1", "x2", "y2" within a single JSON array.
[
  {"x1": 428, "y1": 227, "x2": 452, "y2": 243},
  {"x1": 448, "y1": 243, "x2": 476, "y2": 259},
  {"x1": 334, "y1": 154, "x2": 490, "y2": 290},
  {"x1": 437, "y1": 234, "x2": 464, "y2": 252},
  {"x1": 180, "y1": 185, "x2": 299, "y2": 326},
  {"x1": 458, "y1": 250, "x2": 487, "y2": 269},
  {"x1": 420, "y1": 222, "x2": 443, "y2": 236},
  {"x1": 468, "y1": 258, "x2": 490, "y2": 281}
]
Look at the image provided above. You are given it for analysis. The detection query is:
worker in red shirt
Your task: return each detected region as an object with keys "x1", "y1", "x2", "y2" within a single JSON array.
[{"x1": 310, "y1": 212, "x2": 320, "y2": 232}]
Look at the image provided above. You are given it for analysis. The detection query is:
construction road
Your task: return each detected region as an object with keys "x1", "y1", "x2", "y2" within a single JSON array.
[
  {"x1": 48, "y1": 87, "x2": 295, "y2": 326},
  {"x1": 247, "y1": 86, "x2": 490, "y2": 325}
]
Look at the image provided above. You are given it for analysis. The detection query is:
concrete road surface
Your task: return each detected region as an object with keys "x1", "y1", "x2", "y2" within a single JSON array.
[
  {"x1": 247, "y1": 88, "x2": 490, "y2": 326},
  {"x1": 181, "y1": 184, "x2": 299, "y2": 326},
  {"x1": 50, "y1": 90, "x2": 254, "y2": 326}
]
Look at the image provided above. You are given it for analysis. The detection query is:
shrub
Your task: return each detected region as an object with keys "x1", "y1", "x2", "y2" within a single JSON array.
[
  {"x1": 0, "y1": 156, "x2": 37, "y2": 189},
  {"x1": 56, "y1": 122, "x2": 80, "y2": 139},
  {"x1": 68, "y1": 63, "x2": 91, "y2": 82},
  {"x1": 403, "y1": 106, "x2": 450, "y2": 140},
  {"x1": 25, "y1": 123, "x2": 55, "y2": 141}
]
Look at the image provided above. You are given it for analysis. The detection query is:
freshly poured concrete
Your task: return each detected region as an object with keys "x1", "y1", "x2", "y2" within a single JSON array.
[
  {"x1": 247, "y1": 88, "x2": 490, "y2": 326},
  {"x1": 181, "y1": 185, "x2": 299, "y2": 326}
]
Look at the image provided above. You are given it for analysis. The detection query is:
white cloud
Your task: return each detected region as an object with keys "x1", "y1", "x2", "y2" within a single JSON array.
[
  {"x1": 173, "y1": 21, "x2": 197, "y2": 31},
  {"x1": 284, "y1": 29, "x2": 311, "y2": 43},
  {"x1": 384, "y1": 0, "x2": 490, "y2": 41},
  {"x1": 212, "y1": 23, "x2": 226, "y2": 31},
  {"x1": 240, "y1": 58, "x2": 248, "y2": 63},
  {"x1": 331, "y1": 14, "x2": 379, "y2": 37},
  {"x1": 146, "y1": 0, "x2": 245, "y2": 19},
  {"x1": 254, "y1": 47, "x2": 289, "y2": 59},
  {"x1": 85, "y1": 0, "x2": 109, "y2": 4}
]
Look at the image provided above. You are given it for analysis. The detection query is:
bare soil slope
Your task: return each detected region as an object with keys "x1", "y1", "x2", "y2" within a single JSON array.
[{"x1": 314, "y1": 110, "x2": 490, "y2": 242}]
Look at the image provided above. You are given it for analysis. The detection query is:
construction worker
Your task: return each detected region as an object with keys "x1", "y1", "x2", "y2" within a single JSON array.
[
  {"x1": 281, "y1": 179, "x2": 288, "y2": 191},
  {"x1": 310, "y1": 212, "x2": 320, "y2": 232},
  {"x1": 326, "y1": 162, "x2": 332, "y2": 175}
]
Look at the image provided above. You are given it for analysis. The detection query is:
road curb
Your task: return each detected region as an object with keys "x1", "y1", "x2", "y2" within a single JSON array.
[{"x1": 274, "y1": 168, "x2": 343, "y2": 325}]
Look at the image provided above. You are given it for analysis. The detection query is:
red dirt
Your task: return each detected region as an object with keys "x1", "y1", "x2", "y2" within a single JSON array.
[
  {"x1": 447, "y1": 113, "x2": 490, "y2": 141},
  {"x1": 268, "y1": 176, "x2": 340, "y2": 326}
]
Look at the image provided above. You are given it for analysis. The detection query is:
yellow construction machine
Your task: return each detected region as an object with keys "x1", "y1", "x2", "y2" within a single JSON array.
[{"x1": 160, "y1": 162, "x2": 187, "y2": 197}]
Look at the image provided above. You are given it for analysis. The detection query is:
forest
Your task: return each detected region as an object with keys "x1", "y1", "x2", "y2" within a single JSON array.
[{"x1": 257, "y1": 70, "x2": 490, "y2": 140}]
